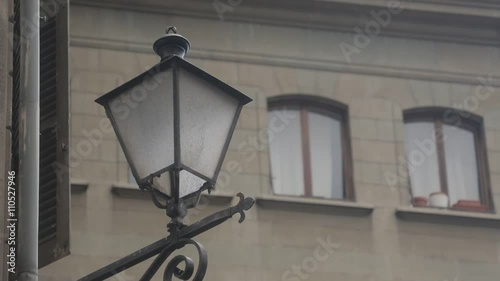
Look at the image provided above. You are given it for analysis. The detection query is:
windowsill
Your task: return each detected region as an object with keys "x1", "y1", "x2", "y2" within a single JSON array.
[
  {"x1": 396, "y1": 206, "x2": 500, "y2": 228},
  {"x1": 71, "y1": 179, "x2": 89, "y2": 194},
  {"x1": 111, "y1": 183, "x2": 150, "y2": 199},
  {"x1": 110, "y1": 183, "x2": 235, "y2": 205},
  {"x1": 255, "y1": 194, "x2": 374, "y2": 216}
]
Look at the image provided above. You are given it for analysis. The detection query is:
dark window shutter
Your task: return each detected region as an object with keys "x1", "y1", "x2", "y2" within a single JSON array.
[
  {"x1": 38, "y1": 3, "x2": 70, "y2": 268},
  {"x1": 10, "y1": 1, "x2": 70, "y2": 274}
]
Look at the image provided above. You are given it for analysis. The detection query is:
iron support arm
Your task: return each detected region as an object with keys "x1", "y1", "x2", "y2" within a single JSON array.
[{"x1": 78, "y1": 193, "x2": 255, "y2": 281}]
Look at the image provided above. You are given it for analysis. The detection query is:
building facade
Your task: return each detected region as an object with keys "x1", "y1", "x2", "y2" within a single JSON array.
[{"x1": 3, "y1": 0, "x2": 500, "y2": 280}]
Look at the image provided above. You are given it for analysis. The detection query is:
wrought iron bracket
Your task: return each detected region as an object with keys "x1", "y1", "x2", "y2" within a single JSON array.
[{"x1": 78, "y1": 193, "x2": 255, "y2": 281}]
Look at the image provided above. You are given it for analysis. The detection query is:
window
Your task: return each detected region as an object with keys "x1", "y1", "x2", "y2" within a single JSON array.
[
  {"x1": 403, "y1": 107, "x2": 493, "y2": 212},
  {"x1": 267, "y1": 95, "x2": 354, "y2": 200}
]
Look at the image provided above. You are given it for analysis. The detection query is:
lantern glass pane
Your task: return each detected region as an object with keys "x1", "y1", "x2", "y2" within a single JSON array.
[
  {"x1": 108, "y1": 69, "x2": 174, "y2": 182},
  {"x1": 179, "y1": 170, "x2": 206, "y2": 198},
  {"x1": 178, "y1": 68, "x2": 239, "y2": 180},
  {"x1": 152, "y1": 172, "x2": 172, "y2": 196}
]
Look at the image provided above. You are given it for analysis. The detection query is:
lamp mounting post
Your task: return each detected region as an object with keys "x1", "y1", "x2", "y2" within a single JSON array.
[{"x1": 78, "y1": 27, "x2": 255, "y2": 281}]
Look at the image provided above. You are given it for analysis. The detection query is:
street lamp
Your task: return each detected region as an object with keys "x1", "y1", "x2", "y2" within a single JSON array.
[{"x1": 80, "y1": 27, "x2": 255, "y2": 281}]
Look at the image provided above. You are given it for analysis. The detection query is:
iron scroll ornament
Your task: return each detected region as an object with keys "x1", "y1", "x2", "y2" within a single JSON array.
[
  {"x1": 78, "y1": 193, "x2": 255, "y2": 281},
  {"x1": 162, "y1": 240, "x2": 206, "y2": 281},
  {"x1": 140, "y1": 239, "x2": 207, "y2": 281}
]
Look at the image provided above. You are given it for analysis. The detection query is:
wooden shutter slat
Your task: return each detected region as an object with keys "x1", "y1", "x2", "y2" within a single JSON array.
[{"x1": 37, "y1": 2, "x2": 70, "y2": 269}]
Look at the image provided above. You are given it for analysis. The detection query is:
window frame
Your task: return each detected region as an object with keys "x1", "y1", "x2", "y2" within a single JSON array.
[
  {"x1": 267, "y1": 95, "x2": 355, "y2": 200},
  {"x1": 403, "y1": 107, "x2": 493, "y2": 212}
]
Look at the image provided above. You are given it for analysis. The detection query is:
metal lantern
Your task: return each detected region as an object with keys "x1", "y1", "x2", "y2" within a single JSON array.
[
  {"x1": 81, "y1": 27, "x2": 256, "y2": 281},
  {"x1": 95, "y1": 28, "x2": 252, "y2": 207}
]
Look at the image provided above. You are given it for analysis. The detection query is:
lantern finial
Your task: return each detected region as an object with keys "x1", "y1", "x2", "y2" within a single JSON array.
[
  {"x1": 166, "y1": 26, "x2": 177, "y2": 34},
  {"x1": 153, "y1": 26, "x2": 190, "y2": 61}
]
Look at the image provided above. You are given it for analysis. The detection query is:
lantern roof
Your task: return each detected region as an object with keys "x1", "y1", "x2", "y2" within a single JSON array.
[{"x1": 95, "y1": 55, "x2": 253, "y2": 106}]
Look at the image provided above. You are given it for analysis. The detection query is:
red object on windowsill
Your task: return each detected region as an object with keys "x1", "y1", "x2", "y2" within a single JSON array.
[
  {"x1": 451, "y1": 200, "x2": 488, "y2": 212},
  {"x1": 412, "y1": 196, "x2": 428, "y2": 207}
]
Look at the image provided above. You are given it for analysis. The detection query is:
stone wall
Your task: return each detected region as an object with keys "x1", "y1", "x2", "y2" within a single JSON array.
[{"x1": 39, "y1": 3, "x2": 500, "y2": 281}]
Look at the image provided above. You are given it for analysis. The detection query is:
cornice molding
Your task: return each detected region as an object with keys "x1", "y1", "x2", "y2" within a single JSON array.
[
  {"x1": 71, "y1": 36, "x2": 500, "y2": 87},
  {"x1": 72, "y1": 0, "x2": 500, "y2": 17},
  {"x1": 318, "y1": 0, "x2": 500, "y2": 15},
  {"x1": 72, "y1": 0, "x2": 500, "y2": 47}
]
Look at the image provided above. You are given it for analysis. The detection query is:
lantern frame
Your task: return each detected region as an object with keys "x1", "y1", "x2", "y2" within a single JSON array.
[{"x1": 95, "y1": 56, "x2": 251, "y2": 204}]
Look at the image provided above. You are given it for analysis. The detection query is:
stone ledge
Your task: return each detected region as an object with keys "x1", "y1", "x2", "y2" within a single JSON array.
[
  {"x1": 71, "y1": 179, "x2": 89, "y2": 194},
  {"x1": 111, "y1": 183, "x2": 235, "y2": 205},
  {"x1": 255, "y1": 194, "x2": 374, "y2": 216},
  {"x1": 71, "y1": 36, "x2": 500, "y2": 88},
  {"x1": 396, "y1": 206, "x2": 500, "y2": 228},
  {"x1": 111, "y1": 183, "x2": 149, "y2": 199}
]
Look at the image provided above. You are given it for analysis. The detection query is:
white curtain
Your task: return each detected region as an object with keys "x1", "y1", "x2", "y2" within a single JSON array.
[
  {"x1": 404, "y1": 122, "x2": 441, "y2": 198},
  {"x1": 308, "y1": 112, "x2": 343, "y2": 199},
  {"x1": 269, "y1": 109, "x2": 305, "y2": 196},
  {"x1": 443, "y1": 125, "x2": 480, "y2": 205}
]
